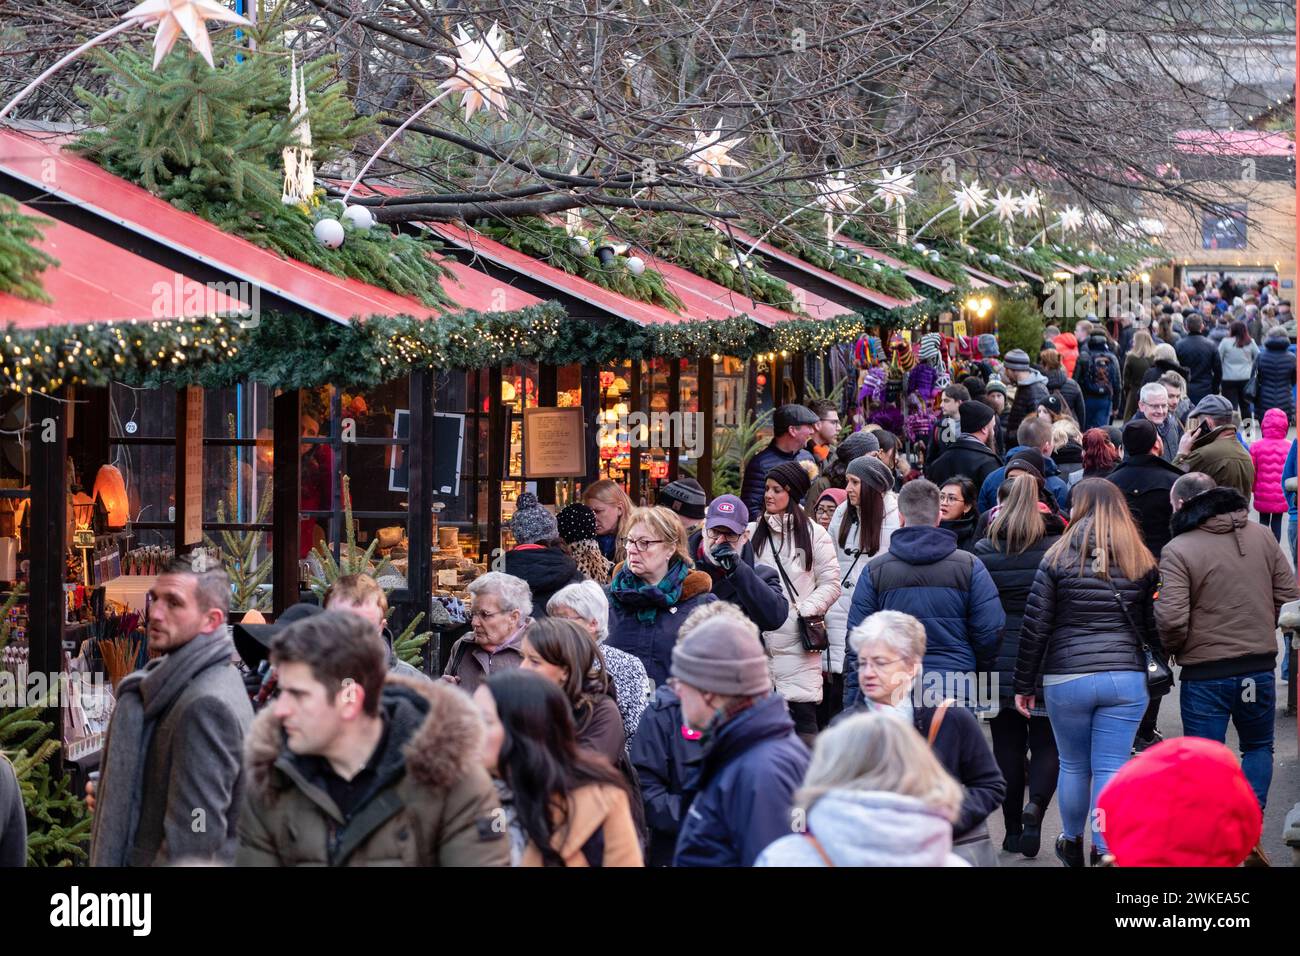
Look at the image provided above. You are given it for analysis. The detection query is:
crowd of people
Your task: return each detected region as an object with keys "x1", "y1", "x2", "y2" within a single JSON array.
[{"x1": 3, "y1": 277, "x2": 1293, "y2": 870}]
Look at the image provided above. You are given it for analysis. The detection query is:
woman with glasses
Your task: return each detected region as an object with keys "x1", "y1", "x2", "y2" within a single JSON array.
[
  {"x1": 606, "y1": 505, "x2": 716, "y2": 687},
  {"x1": 749, "y1": 461, "x2": 842, "y2": 744},
  {"x1": 826, "y1": 455, "x2": 898, "y2": 727},
  {"x1": 811, "y1": 488, "x2": 846, "y2": 530},
  {"x1": 937, "y1": 477, "x2": 979, "y2": 552},
  {"x1": 1014, "y1": 478, "x2": 1159, "y2": 867},
  {"x1": 832, "y1": 610, "x2": 1004, "y2": 867},
  {"x1": 441, "y1": 571, "x2": 532, "y2": 693}
]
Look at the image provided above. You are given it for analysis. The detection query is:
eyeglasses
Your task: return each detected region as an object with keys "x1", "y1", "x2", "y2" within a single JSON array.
[
  {"x1": 858, "y1": 656, "x2": 905, "y2": 672},
  {"x1": 705, "y1": 529, "x2": 740, "y2": 543},
  {"x1": 939, "y1": 493, "x2": 964, "y2": 505},
  {"x1": 820, "y1": 418, "x2": 840, "y2": 425},
  {"x1": 621, "y1": 537, "x2": 666, "y2": 553},
  {"x1": 470, "y1": 608, "x2": 506, "y2": 622}
]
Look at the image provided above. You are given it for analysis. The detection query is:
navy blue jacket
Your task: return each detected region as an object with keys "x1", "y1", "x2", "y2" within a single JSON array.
[
  {"x1": 1175, "y1": 331, "x2": 1222, "y2": 403},
  {"x1": 843, "y1": 526, "x2": 1005, "y2": 708},
  {"x1": 607, "y1": 569, "x2": 717, "y2": 687},
  {"x1": 740, "y1": 441, "x2": 816, "y2": 517},
  {"x1": 672, "y1": 694, "x2": 809, "y2": 867},
  {"x1": 687, "y1": 531, "x2": 789, "y2": 634},
  {"x1": 1075, "y1": 338, "x2": 1121, "y2": 399},
  {"x1": 629, "y1": 684, "x2": 702, "y2": 867},
  {"x1": 977, "y1": 445, "x2": 1070, "y2": 514},
  {"x1": 1255, "y1": 337, "x2": 1296, "y2": 421}
]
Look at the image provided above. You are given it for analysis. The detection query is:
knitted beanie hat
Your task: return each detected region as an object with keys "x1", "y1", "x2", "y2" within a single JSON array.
[
  {"x1": 556, "y1": 502, "x2": 598, "y2": 544},
  {"x1": 766, "y1": 460, "x2": 812, "y2": 501},
  {"x1": 657, "y1": 478, "x2": 708, "y2": 520},
  {"x1": 670, "y1": 618, "x2": 771, "y2": 696},
  {"x1": 836, "y1": 429, "x2": 881, "y2": 464},
  {"x1": 509, "y1": 492, "x2": 558, "y2": 545},
  {"x1": 847, "y1": 455, "x2": 895, "y2": 496}
]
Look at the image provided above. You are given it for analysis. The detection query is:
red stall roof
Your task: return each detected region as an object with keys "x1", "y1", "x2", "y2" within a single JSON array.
[
  {"x1": 0, "y1": 202, "x2": 246, "y2": 328},
  {"x1": 960, "y1": 264, "x2": 1017, "y2": 290},
  {"x1": 0, "y1": 128, "x2": 540, "y2": 326},
  {"x1": 719, "y1": 225, "x2": 923, "y2": 310},
  {"x1": 835, "y1": 237, "x2": 956, "y2": 294},
  {"x1": 1175, "y1": 130, "x2": 1296, "y2": 157}
]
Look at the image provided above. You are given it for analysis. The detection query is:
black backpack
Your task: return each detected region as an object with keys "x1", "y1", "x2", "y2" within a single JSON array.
[{"x1": 1085, "y1": 351, "x2": 1116, "y2": 398}]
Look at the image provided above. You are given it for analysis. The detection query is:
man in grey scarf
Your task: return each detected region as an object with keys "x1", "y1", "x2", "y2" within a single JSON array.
[{"x1": 89, "y1": 555, "x2": 253, "y2": 866}]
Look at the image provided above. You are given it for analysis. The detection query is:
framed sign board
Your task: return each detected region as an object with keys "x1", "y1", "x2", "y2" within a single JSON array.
[
  {"x1": 523, "y1": 407, "x2": 586, "y2": 478},
  {"x1": 388, "y1": 410, "x2": 465, "y2": 497}
]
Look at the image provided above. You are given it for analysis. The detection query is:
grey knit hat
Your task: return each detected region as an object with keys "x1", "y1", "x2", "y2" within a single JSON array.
[
  {"x1": 836, "y1": 429, "x2": 880, "y2": 463},
  {"x1": 670, "y1": 617, "x2": 771, "y2": 696},
  {"x1": 509, "y1": 492, "x2": 558, "y2": 544},
  {"x1": 847, "y1": 455, "x2": 895, "y2": 496},
  {"x1": 1003, "y1": 348, "x2": 1032, "y2": 372}
]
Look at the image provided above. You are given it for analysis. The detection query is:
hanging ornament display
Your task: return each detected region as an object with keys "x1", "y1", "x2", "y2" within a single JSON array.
[
  {"x1": 342, "y1": 204, "x2": 375, "y2": 230},
  {"x1": 281, "y1": 53, "x2": 316, "y2": 207},
  {"x1": 313, "y1": 218, "x2": 345, "y2": 248},
  {"x1": 815, "y1": 172, "x2": 862, "y2": 245},
  {"x1": 1017, "y1": 189, "x2": 1042, "y2": 219},
  {"x1": 912, "y1": 179, "x2": 987, "y2": 242}
]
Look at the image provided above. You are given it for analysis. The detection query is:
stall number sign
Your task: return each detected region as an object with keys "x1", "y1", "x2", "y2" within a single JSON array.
[{"x1": 952, "y1": 319, "x2": 967, "y2": 339}]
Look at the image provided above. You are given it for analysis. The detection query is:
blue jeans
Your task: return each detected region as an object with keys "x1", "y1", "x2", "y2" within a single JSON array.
[
  {"x1": 1083, "y1": 396, "x2": 1112, "y2": 430},
  {"x1": 1180, "y1": 672, "x2": 1275, "y2": 809},
  {"x1": 1044, "y1": 671, "x2": 1146, "y2": 851}
]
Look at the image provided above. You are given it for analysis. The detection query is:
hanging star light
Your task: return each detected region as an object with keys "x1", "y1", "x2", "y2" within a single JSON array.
[
  {"x1": 1058, "y1": 205, "x2": 1085, "y2": 234},
  {"x1": 342, "y1": 21, "x2": 525, "y2": 204},
  {"x1": 0, "y1": 0, "x2": 251, "y2": 121},
  {"x1": 815, "y1": 172, "x2": 860, "y2": 213},
  {"x1": 681, "y1": 122, "x2": 745, "y2": 178},
  {"x1": 281, "y1": 54, "x2": 316, "y2": 207},
  {"x1": 992, "y1": 189, "x2": 1020, "y2": 225},
  {"x1": 872, "y1": 165, "x2": 915, "y2": 243},
  {"x1": 1017, "y1": 189, "x2": 1041, "y2": 219},
  {"x1": 953, "y1": 180, "x2": 989, "y2": 218},
  {"x1": 435, "y1": 21, "x2": 526, "y2": 121}
]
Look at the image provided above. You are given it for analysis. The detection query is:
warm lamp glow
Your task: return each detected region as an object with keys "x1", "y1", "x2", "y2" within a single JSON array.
[
  {"x1": 93, "y1": 464, "x2": 130, "y2": 528},
  {"x1": 71, "y1": 492, "x2": 94, "y2": 531},
  {"x1": 240, "y1": 608, "x2": 266, "y2": 625}
]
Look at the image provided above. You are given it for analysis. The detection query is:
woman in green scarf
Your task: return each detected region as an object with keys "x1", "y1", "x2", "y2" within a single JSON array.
[{"x1": 606, "y1": 505, "x2": 717, "y2": 687}]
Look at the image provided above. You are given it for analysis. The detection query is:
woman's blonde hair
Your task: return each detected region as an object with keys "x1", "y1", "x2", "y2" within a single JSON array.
[
  {"x1": 626, "y1": 505, "x2": 694, "y2": 569},
  {"x1": 1129, "y1": 329, "x2": 1157, "y2": 360},
  {"x1": 1051, "y1": 418, "x2": 1082, "y2": 452},
  {"x1": 988, "y1": 473, "x2": 1049, "y2": 556},
  {"x1": 1038, "y1": 347, "x2": 1063, "y2": 371},
  {"x1": 795, "y1": 712, "x2": 963, "y2": 822},
  {"x1": 582, "y1": 479, "x2": 633, "y2": 562},
  {"x1": 1045, "y1": 477, "x2": 1156, "y2": 581},
  {"x1": 1152, "y1": 342, "x2": 1178, "y2": 364}
]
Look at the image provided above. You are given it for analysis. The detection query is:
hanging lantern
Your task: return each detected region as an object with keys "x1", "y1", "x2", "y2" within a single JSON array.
[
  {"x1": 71, "y1": 492, "x2": 95, "y2": 530},
  {"x1": 599, "y1": 370, "x2": 616, "y2": 390},
  {"x1": 93, "y1": 464, "x2": 130, "y2": 528},
  {"x1": 649, "y1": 460, "x2": 669, "y2": 480},
  {"x1": 501, "y1": 380, "x2": 518, "y2": 402}
]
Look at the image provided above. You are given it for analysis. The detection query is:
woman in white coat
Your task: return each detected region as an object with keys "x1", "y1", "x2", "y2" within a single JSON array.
[
  {"x1": 824, "y1": 454, "x2": 899, "y2": 726},
  {"x1": 749, "y1": 460, "x2": 842, "y2": 745}
]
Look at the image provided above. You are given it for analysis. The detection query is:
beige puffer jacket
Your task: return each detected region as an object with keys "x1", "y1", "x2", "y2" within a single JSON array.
[{"x1": 748, "y1": 514, "x2": 843, "y2": 703}]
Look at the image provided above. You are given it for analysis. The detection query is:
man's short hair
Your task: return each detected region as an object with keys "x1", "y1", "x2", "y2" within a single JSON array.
[
  {"x1": 1186, "y1": 314, "x2": 1204, "y2": 334},
  {"x1": 1074, "y1": 320, "x2": 1093, "y2": 337},
  {"x1": 270, "y1": 611, "x2": 387, "y2": 717},
  {"x1": 162, "y1": 554, "x2": 230, "y2": 619},
  {"x1": 1158, "y1": 370, "x2": 1186, "y2": 392},
  {"x1": 897, "y1": 479, "x2": 940, "y2": 527},
  {"x1": 1139, "y1": 382, "x2": 1169, "y2": 406},
  {"x1": 1171, "y1": 472, "x2": 1217, "y2": 510},
  {"x1": 807, "y1": 399, "x2": 837, "y2": 419},
  {"x1": 1017, "y1": 417, "x2": 1052, "y2": 451},
  {"x1": 1044, "y1": 325, "x2": 1061, "y2": 338},
  {"x1": 324, "y1": 573, "x2": 388, "y2": 616},
  {"x1": 943, "y1": 384, "x2": 971, "y2": 403}
]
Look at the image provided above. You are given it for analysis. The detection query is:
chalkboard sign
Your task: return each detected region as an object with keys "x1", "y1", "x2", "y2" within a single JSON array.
[{"x1": 388, "y1": 410, "x2": 465, "y2": 497}]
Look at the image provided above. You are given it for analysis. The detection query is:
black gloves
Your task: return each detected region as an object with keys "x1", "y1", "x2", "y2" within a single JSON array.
[{"x1": 710, "y1": 543, "x2": 740, "y2": 574}]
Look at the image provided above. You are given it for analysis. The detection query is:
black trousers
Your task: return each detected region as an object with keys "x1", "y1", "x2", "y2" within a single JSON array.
[
  {"x1": 1259, "y1": 511, "x2": 1284, "y2": 542},
  {"x1": 815, "y1": 673, "x2": 845, "y2": 730},
  {"x1": 788, "y1": 700, "x2": 820, "y2": 746},
  {"x1": 989, "y1": 709, "x2": 1059, "y2": 833},
  {"x1": 1222, "y1": 380, "x2": 1250, "y2": 419}
]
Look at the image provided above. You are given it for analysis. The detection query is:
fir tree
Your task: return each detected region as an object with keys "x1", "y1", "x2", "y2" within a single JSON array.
[{"x1": 0, "y1": 195, "x2": 59, "y2": 303}]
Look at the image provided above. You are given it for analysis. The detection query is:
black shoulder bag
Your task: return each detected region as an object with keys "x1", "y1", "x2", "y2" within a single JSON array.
[
  {"x1": 1103, "y1": 576, "x2": 1173, "y2": 696},
  {"x1": 769, "y1": 532, "x2": 830, "y2": 653}
]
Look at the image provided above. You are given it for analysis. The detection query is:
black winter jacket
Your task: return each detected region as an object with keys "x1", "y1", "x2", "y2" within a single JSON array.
[
  {"x1": 1255, "y1": 338, "x2": 1296, "y2": 421},
  {"x1": 1141, "y1": 356, "x2": 1192, "y2": 387},
  {"x1": 925, "y1": 435, "x2": 1003, "y2": 500},
  {"x1": 1044, "y1": 367, "x2": 1087, "y2": 425},
  {"x1": 1007, "y1": 372, "x2": 1050, "y2": 437},
  {"x1": 503, "y1": 546, "x2": 583, "y2": 618},
  {"x1": 740, "y1": 441, "x2": 816, "y2": 517},
  {"x1": 687, "y1": 532, "x2": 790, "y2": 634},
  {"x1": 1013, "y1": 543, "x2": 1161, "y2": 694},
  {"x1": 1105, "y1": 453, "x2": 1184, "y2": 558},
  {"x1": 832, "y1": 700, "x2": 1004, "y2": 841},
  {"x1": 1174, "y1": 331, "x2": 1222, "y2": 403},
  {"x1": 973, "y1": 515, "x2": 1067, "y2": 702}
]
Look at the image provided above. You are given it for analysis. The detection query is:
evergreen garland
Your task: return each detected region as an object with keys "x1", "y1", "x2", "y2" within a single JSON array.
[
  {"x1": 612, "y1": 215, "x2": 804, "y2": 313},
  {"x1": 2, "y1": 299, "x2": 933, "y2": 395},
  {"x1": 763, "y1": 223, "x2": 920, "y2": 301},
  {"x1": 72, "y1": 36, "x2": 452, "y2": 306},
  {"x1": 477, "y1": 217, "x2": 685, "y2": 313},
  {"x1": 859, "y1": 234, "x2": 971, "y2": 290},
  {"x1": 0, "y1": 195, "x2": 58, "y2": 303}
]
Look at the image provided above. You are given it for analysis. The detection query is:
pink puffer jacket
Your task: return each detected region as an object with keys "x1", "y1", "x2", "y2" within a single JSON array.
[{"x1": 1250, "y1": 408, "x2": 1291, "y2": 514}]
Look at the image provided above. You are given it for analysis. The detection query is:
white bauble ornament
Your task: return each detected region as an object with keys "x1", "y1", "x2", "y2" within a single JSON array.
[
  {"x1": 571, "y1": 236, "x2": 591, "y2": 255},
  {"x1": 625, "y1": 255, "x2": 646, "y2": 275},
  {"x1": 343, "y1": 205, "x2": 375, "y2": 230},
  {"x1": 314, "y1": 218, "x2": 345, "y2": 248}
]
